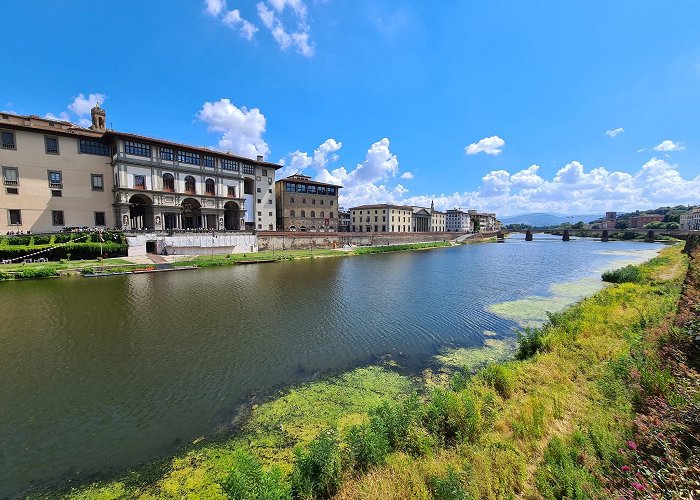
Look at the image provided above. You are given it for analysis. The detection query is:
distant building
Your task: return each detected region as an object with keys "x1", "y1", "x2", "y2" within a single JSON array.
[
  {"x1": 445, "y1": 209, "x2": 471, "y2": 232},
  {"x1": 430, "y1": 201, "x2": 446, "y2": 232},
  {"x1": 603, "y1": 211, "x2": 617, "y2": 230},
  {"x1": 350, "y1": 204, "x2": 413, "y2": 232},
  {"x1": 680, "y1": 208, "x2": 700, "y2": 230},
  {"x1": 628, "y1": 213, "x2": 664, "y2": 228},
  {"x1": 274, "y1": 173, "x2": 341, "y2": 231},
  {"x1": 338, "y1": 208, "x2": 350, "y2": 232}
]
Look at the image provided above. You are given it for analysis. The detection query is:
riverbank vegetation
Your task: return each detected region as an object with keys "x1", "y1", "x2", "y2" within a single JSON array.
[
  {"x1": 33, "y1": 244, "x2": 698, "y2": 499},
  {"x1": 0, "y1": 231, "x2": 127, "y2": 262}
]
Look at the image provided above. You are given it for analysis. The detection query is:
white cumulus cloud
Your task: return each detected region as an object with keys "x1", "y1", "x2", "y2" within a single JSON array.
[
  {"x1": 204, "y1": 0, "x2": 226, "y2": 16},
  {"x1": 222, "y1": 9, "x2": 259, "y2": 40},
  {"x1": 400, "y1": 171, "x2": 414, "y2": 179},
  {"x1": 465, "y1": 135, "x2": 505, "y2": 156},
  {"x1": 653, "y1": 140, "x2": 685, "y2": 152},
  {"x1": 196, "y1": 98, "x2": 270, "y2": 159},
  {"x1": 256, "y1": 1, "x2": 314, "y2": 57},
  {"x1": 605, "y1": 127, "x2": 624, "y2": 137}
]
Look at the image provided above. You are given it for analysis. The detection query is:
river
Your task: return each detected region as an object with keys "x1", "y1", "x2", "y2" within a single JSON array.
[{"x1": 0, "y1": 235, "x2": 663, "y2": 496}]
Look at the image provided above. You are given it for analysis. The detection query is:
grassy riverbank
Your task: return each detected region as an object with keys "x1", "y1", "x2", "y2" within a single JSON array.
[{"x1": 32, "y1": 244, "x2": 694, "y2": 499}]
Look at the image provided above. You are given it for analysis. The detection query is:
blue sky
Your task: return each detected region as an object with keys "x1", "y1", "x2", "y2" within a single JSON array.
[{"x1": 2, "y1": 0, "x2": 699, "y2": 215}]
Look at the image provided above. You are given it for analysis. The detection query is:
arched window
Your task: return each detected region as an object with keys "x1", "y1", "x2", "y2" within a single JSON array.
[
  {"x1": 320, "y1": 211, "x2": 324, "y2": 218},
  {"x1": 290, "y1": 197, "x2": 294, "y2": 203},
  {"x1": 311, "y1": 211, "x2": 316, "y2": 218},
  {"x1": 320, "y1": 200, "x2": 324, "y2": 205},
  {"x1": 184, "y1": 175, "x2": 196, "y2": 194},
  {"x1": 162, "y1": 173, "x2": 174, "y2": 192},
  {"x1": 330, "y1": 212, "x2": 334, "y2": 218},
  {"x1": 302, "y1": 198, "x2": 306, "y2": 204},
  {"x1": 205, "y1": 178, "x2": 215, "y2": 195},
  {"x1": 301, "y1": 210, "x2": 306, "y2": 218},
  {"x1": 290, "y1": 210, "x2": 295, "y2": 217}
]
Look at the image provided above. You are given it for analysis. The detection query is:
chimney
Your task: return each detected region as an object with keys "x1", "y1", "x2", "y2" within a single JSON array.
[{"x1": 257, "y1": 155, "x2": 264, "y2": 162}]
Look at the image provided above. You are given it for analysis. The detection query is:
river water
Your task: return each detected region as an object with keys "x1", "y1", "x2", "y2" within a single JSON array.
[{"x1": 0, "y1": 235, "x2": 662, "y2": 496}]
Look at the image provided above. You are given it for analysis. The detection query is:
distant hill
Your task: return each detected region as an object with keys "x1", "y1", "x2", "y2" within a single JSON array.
[{"x1": 500, "y1": 213, "x2": 600, "y2": 227}]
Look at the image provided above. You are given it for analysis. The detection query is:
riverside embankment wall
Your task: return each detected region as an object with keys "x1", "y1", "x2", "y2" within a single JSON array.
[{"x1": 257, "y1": 231, "x2": 496, "y2": 250}]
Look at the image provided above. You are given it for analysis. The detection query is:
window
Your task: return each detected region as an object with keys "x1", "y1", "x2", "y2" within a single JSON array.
[
  {"x1": 1, "y1": 131, "x2": 16, "y2": 150},
  {"x1": 302, "y1": 198, "x2": 307, "y2": 204},
  {"x1": 301, "y1": 210, "x2": 306, "y2": 217},
  {"x1": 48, "y1": 170, "x2": 62, "y2": 188},
  {"x1": 125, "y1": 140, "x2": 150, "y2": 157},
  {"x1": 45, "y1": 136, "x2": 59, "y2": 154},
  {"x1": 307, "y1": 185, "x2": 317, "y2": 194},
  {"x1": 205, "y1": 178, "x2": 215, "y2": 195},
  {"x1": 221, "y1": 158, "x2": 239, "y2": 171},
  {"x1": 286, "y1": 182, "x2": 295, "y2": 192},
  {"x1": 262, "y1": 169, "x2": 268, "y2": 177},
  {"x1": 91, "y1": 174, "x2": 104, "y2": 191},
  {"x1": 6, "y1": 188, "x2": 18, "y2": 195},
  {"x1": 8, "y1": 209, "x2": 21, "y2": 225},
  {"x1": 160, "y1": 147, "x2": 174, "y2": 160},
  {"x1": 79, "y1": 139, "x2": 110, "y2": 156},
  {"x1": 242, "y1": 164, "x2": 255, "y2": 175},
  {"x1": 311, "y1": 211, "x2": 316, "y2": 218},
  {"x1": 290, "y1": 197, "x2": 294, "y2": 203},
  {"x1": 94, "y1": 212, "x2": 106, "y2": 226},
  {"x1": 328, "y1": 187, "x2": 336, "y2": 195},
  {"x1": 2, "y1": 166, "x2": 18, "y2": 185},
  {"x1": 257, "y1": 187, "x2": 261, "y2": 193},
  {"x1": 317, "y1": 186, "x2": 326, "y2": 195},
  {"x1": 51, "y1": 189, "x2": 62, "y2": 197},
  {"x1": 227, "y1": 185, "x2": 236, "y2": 197},
  {"x1": 257, "y1": 211, "x2": 262, "y2": 216},
  {"x1": 312, "y1": 199, "x2": 316, "y2": 205},
  {"x1": 320, "y1": 200, "x2": 324, "y2": 205},
  {"x1": 296, "y1": 184, "x2": 307, "y2": 193},
  {"x1": 184, "y1": 175, "x2": 196, "y2": 193},
  {"x1": 52, "y1": 210, "x2": 64, "y2": 226},
  {"x1": 290, "y1": 210, "x2": 295, "y2": 217},
  {"x1": 203, "y1": 155, "x2": 215, "y2": 168},
  {"x1": 269, "y1": 212, "x2": 273, "y2": 216},
  {"x1": 268, "y1": 199, "x2": 272, "y2": 204},
  {"x1": 178, "y1": 150, "x2": 200, "y2": 165},
  {"x1": 163, "y1": 173, "x2": 175, "y2": 192},
  {"x1": 134, "y1": 175, "x2": 146, "y2": 189},
  {"x1": 330, "y1": 212, "x2": 334, "y2": 218}
]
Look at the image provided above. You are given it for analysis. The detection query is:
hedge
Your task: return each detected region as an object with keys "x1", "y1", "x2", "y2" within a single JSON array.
[{"x1": 0, "y1": 241, "x2": 127, "y2": 261}]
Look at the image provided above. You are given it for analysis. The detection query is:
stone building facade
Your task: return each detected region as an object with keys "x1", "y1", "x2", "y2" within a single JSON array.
[
  {"x1": 681, "y1": 208, "x2": 700, "y2": 230},
  {"x1": 274, "y1": 173, "x2": 341, "y2": 231},
  {"x1": 350, "y1": 202, "x2": 446, "y2": 233},
  {"x1": 445, "y1": 209, "x2": 472, "y2": 232},
  {"x1": 0, "y1": 105, "x2": 281, "y2": 234}
]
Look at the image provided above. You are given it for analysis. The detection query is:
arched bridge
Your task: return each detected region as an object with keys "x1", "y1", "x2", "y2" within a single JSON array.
[{"x1": 498, "y1": 228, "x2": 696, "y2": 242}]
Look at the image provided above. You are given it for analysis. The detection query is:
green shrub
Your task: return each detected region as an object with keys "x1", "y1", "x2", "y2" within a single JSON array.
[
  {"x1": 536, "y1": 434, "x2": 599, "y2": 499},
  {"x1": 602, "y1": 265, "x2": 642, "y2": 283},
  {"x1": 515, "y1": 326, "x2": 547, "y2": 360},
  {"x1": 427, "y1": 467, "x2": 471, "y2": 500},
  {"x1": 0, "y1": 241, "x2": 127, "y2": 261},
  {"x1": 32, "y1": 235, "x2": 52, "y2": 245},
  {"x1": 291, "y1": 429, "x2": 343, "y2": 499},
  {"x1": 0, "y1": 271, "x2": 12, "y2": 281},
  {"x1": 220, "y1": 449, "x2": 291, "y2": 500},
  {"x1": 53, "y1": 233, "x2": 71, "y2": 243},
  {"x1": 424, "y1": 389, "x2": 482, "y2": 445},
  {"x1": 18, "y1": 266, "x2": 58, "y2": 279},
  {"x1": 7, "y1": 235, "x2": 31, "y2": 245},
  {"x1": 478, "y1": 364, "x2": 515, "y2": 399},
  {"x1": 369, "y1": 397, "x2": 422, "y2": 451},
  {"x1": 512, "y1": 398, "x2": 546, "y2": 440},
  {"x1": 345, "y1": 421, "x2": 390, "y2": 472}
]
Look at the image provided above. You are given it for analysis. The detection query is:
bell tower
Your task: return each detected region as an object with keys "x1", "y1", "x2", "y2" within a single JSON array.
[{"x1": 90, "y1": 102, "x2": 106, "y2": 132}]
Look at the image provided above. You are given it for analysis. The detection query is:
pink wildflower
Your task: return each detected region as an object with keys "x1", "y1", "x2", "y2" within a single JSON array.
[
  {"x1": 622, "y1": 465, "x2": 630, "y2": 472},
  {"x1": 632, "y1": 482, "x2": 645, "y2": 491},
  {"x1": 627, "y1": 440, "x2": 638, "y2": 451}
]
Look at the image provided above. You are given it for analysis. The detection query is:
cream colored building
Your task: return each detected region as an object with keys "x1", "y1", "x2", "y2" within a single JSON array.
[
  {"x1": 1, "y1": 112, "x2": 114, "y2": 233},
  {"x1": 680, "y1": 208, "x2": 700, "y2": 230},
  {"x1": 0, "y1": 105, "x2": 281, "y2": 234},
  {"x1": 350, "y1": 204, "x2": 413, "y2": 232}
]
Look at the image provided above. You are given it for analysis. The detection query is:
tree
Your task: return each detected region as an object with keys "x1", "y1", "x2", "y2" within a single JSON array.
[
  {"x1": 573, "y1": 221, "x2": 585, "y2": 229},
  {"x1": 615, "y1": 221, "x2": 629, "y2": 230}
]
